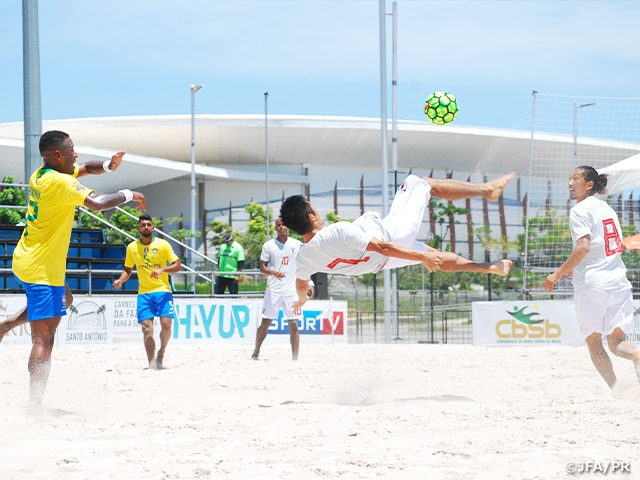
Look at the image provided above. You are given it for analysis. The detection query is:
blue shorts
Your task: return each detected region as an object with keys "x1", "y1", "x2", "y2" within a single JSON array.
[
  {"x1": 137, "y1": 292, "x2": 175, "y2": 323},
  {"x1": 14, "y1": 275, "x2": 66, "y2": 322}
]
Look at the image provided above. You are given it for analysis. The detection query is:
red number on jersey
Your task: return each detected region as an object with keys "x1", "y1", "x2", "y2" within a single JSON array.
[{"x1": 603, "y1": 218, "x2": 622, "y2": 256}]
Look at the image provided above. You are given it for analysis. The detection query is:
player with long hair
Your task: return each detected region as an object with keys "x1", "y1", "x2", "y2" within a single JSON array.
[{"x1": 544, "y1": 166, "x2": 640, "y2": 388}]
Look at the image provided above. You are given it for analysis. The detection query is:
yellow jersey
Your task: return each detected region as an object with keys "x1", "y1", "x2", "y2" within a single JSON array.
[
  {"x1": 13, "y1": 165, "x2": 92, "y2": 286},
  {"x1": 124, "y1": 237, "x2": 179, "y2": 294}
]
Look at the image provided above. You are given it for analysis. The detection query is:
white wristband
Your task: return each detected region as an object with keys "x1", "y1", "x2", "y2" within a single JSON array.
[
  {"x1": 118, "y1": 189, "x2": 134, "y2": 203},
  {"x1": 103, "y1": 160, "x2": 112, "y2": 172}
]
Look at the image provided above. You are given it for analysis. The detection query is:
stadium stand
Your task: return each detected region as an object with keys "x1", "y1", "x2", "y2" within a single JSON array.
[{"x1": 0, "y1": 226, "x2": 138, "y2": 294}]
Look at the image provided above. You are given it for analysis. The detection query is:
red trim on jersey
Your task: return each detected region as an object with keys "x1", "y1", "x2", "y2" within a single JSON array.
[{"x1": 327, "y1": 256, "x2": 371, "y2": 269}]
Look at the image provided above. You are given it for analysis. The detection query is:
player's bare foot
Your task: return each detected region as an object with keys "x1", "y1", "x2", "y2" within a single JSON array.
[
  {"x1": 149, "y1": 357, "x2": 158, "y2": 370},
  {"x1": 488, "y1": 259, "x2": 512, "y2": 276},
  {"x1": 251, "y1": 354, "x2": 259, "y2": 361},
  {"x1": 633, "y1": 350, "x2": 640, "y2": 383},
  {"x1": 156, "y1": 349, "x2": 165, "y2": 370},
  {"x1": 486, "y1": 172, "x2": 516, "y2": 202}
]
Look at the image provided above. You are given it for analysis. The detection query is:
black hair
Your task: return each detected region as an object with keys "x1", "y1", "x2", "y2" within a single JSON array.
[
  {"x1": 138, "y1": 214, "x2": 153, "y2": 223},
  {"x1": 577, "y1": 165, "x2": 608, "y2": 195},
  {"x1": 280, "y1": 195, "x2": 314, "y2": 235},
  {"x1": 39, "y1": 130, "x2": 69, "y2": 155}
]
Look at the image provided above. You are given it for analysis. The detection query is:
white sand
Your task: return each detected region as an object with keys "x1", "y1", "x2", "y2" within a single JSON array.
[{"x1": 1, "y1": 343, "x2": 639, "y2": 479}]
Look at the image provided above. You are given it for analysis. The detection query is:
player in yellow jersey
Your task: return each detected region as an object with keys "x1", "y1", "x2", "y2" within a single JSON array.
[
  {"x1": 113, "y1": 214, "x2": 182, "y2": 370},
  {"x1": 0, "y1": 130, "x2": 146, "y2": 413}
]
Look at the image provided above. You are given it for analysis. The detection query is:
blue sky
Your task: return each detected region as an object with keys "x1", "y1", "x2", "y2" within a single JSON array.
[{"x1": 1, "y1": 0, "x2": 639, "y2": 131}]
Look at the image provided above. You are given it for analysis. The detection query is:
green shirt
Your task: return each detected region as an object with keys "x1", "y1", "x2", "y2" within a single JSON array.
[{"x1": 218, "y1": 241, "x2": 245, "y2": 278}]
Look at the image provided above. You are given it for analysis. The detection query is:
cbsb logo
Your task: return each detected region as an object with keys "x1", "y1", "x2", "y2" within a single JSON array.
[
  {"x1": 495, "y1": 305, "x2": 561, "y2": 340},
  {"x1": 174, "y1": 304, "x2": 251, "y2": 339}
]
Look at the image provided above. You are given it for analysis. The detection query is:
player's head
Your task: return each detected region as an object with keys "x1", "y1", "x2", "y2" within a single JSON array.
[
  {"x1": 222, "y1": 232, "x2": 233, "y2": 244},
  {"x1": 280, "y1": 195, "x2": 323, "y2": 235},
  {"x1": 39, "y1": 130, "x2": 77, "y2": 174},
  {"x1": 274, "y1": 217, "x2": 288, "y2": 238},
  {"x1": 138, "y1": 214, "x2": 154, "y2": 237},
  {"x1": 571, "y1": 166, "x2": 607, "y2": 200}
]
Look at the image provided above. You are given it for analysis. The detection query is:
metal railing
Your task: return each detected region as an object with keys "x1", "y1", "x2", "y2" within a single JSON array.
[
  {"x1": 351, "y1": 308, "x2": 473, "y2": 344},
  {"x1": 0, "y1": 267, "x2": 265, "y2": 297}
]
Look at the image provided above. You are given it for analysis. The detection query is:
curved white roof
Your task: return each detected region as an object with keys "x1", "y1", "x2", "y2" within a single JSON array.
[{"x1": 1, "y1": 114, "x2": 639, "y2": 191}]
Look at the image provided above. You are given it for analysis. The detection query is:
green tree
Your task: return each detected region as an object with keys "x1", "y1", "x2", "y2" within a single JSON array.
[
  {"x1": 0, "y1": 176, "x2": 25, "y2": 225},
  {"x1": 237, "y1": 202, "x2": 274, "y2": 269},
  {"x1": 518, "y1": 210, "x2": 574, "y2": 290},
  {"x1": 427, "y1": 200, "x2": 469, "y2": 251},
  {"x1": 208, "y1": 220, "x2": 234, "y2": 248}
]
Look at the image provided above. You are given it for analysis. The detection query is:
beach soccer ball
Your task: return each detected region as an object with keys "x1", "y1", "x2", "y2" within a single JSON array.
[{"x1": 424, "y1": 91, "x2": 458, "y2": 125}]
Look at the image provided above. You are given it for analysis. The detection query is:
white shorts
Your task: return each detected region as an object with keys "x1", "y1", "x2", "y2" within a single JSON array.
[
  {"x1": 262, "y1": 289, "x2": 302, "y2": 320},
  {"x1": 381, "y1": 174, "x2": 431, "y2": 270},
  {"x1": 574, "y1": 288, "x2": 633, "y2": 338}
]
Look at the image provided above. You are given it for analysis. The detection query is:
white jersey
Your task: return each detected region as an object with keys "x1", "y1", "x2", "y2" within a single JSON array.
[
  {"x1": 260, "y1": 237, "x2": 302, "y2": 295},
  {"x1": 295, "y1": 212, "x2": 391, "y2": 280},
  {"x1": 570, "y1": 195, "x2": 630, "y2": 293}
]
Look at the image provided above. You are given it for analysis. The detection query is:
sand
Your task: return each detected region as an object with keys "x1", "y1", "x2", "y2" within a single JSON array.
[{"x1": 1, "y1": 343, "x2": 639, "y2": 480}]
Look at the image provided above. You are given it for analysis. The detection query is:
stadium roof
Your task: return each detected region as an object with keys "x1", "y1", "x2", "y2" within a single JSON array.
[{"x1": 2, "y1": 114, "x2": 639, "y2": 191}]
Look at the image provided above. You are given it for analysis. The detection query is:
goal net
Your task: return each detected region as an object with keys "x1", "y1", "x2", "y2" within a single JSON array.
[{"x1": 524, "y1": 92, "x2": 640, "y2": 297}]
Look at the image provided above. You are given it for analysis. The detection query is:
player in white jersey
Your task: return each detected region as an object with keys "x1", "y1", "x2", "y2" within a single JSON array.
[
  {"x1": 253, "y1": 217, "x2": 307, "y2": 360},
  {"x1": 545, "y1": 166, "x2": 640, "y2": 388},
  {"x1": 280, "y1": 172, "x2": 515, "y2": 310}
]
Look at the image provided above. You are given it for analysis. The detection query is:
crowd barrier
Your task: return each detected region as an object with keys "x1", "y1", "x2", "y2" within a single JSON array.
[{"x1": 0, "y1": 295, "x2": 348, "y2": 347}]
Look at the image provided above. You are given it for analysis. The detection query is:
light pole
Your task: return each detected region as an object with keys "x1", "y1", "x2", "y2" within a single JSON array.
[
  {"x1": 264, "y1": 91, "x2": 270, "y2": 238},
  {"x1": 573, "y1": 101, "x2": 596, "y2": 168},
  {"x1": 379, "y1": 0, "x2": 391, "y2": 343},
  {"x1": 190, "y1": 84, "x2": 203, "y2": 268}
]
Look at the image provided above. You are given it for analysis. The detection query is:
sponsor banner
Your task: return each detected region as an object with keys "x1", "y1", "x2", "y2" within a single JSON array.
[
  {"x1": 1, "y1": 295, "x2": 348, "y2": 347},
  {"x1": 628, "y1": 301, "x2": 640, "y2": 344},
  {"x1": 260, "y1": 300, "x2": 348, "y2": 345},
  {"x1": 172, "y1": 298, "x2": 259, "y2": 344},
  {"x1": 472, "y1": 300, "x2": 584, "y2": 347}
]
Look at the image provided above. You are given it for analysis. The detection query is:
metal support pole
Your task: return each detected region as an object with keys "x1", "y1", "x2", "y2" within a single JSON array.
[
  {"x1": 265, "y1": 91, "x2": 270, "y2": 238},
  {"x1": 22, "y1": 0, "x2": 42, "y2": 189},
  {"x1": 390, "y1": 1, "x2": 399, "y2": 340},
  {"x1": 190, "y1": 84, "x2": 203, "y2": 274},
  {"x1": 379, "y1": 0, "x2": 391, "y2": 343}
]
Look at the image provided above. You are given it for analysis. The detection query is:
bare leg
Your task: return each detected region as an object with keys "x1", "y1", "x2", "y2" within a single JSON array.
[
  {"x1": 252, "y1": 318, "x2": 273, "y2": 360},
  {"x1": 140, "y1": 319, "x2": 157, "y2": 370},
  {"x1": 585, "y1": 332, "x2": 617, "y2": 388},
  {"x1": 155, "y1": 316, "x2": 172, "y2": 370},
  {"x1": 0, "y1": 306, "x2": 29, "y2": 343},
  {"x1": 288, "y1": 319, "x2": 300, "y2": 361},
  {"x1": 425, "y1": 172, "x2": 515, "y2": 202},
  {"x1": 606, "y1": 328, "x2": 640, "y2": 383},
  {"x1": 28, "y1": 316, "x2": 61, "y2": 411},
  {"x1": 426, "y1": 246, "x2": 512, "y2": 276}
]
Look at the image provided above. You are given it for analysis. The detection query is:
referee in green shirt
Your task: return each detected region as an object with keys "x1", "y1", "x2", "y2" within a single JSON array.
[{"x1": 216, "y1": 233, "x2": 245, "y2": 295}]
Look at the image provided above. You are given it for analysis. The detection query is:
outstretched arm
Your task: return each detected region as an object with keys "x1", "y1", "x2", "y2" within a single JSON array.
[
  {"x1": 292, "y1": 278, "x2": 313, "y2": 310},
  {"x1": 77, "y1": 152, "x2": 125, "y2": 178},
  {"x1": 366, "y1": 237, "x2": 443, "y2": 272},
  {"x1": 84, "y1": 190, "x2": 146, "y2": 212},
  {"x1": 544, "y1": 235, "x2": 590, "y2": 292}
]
